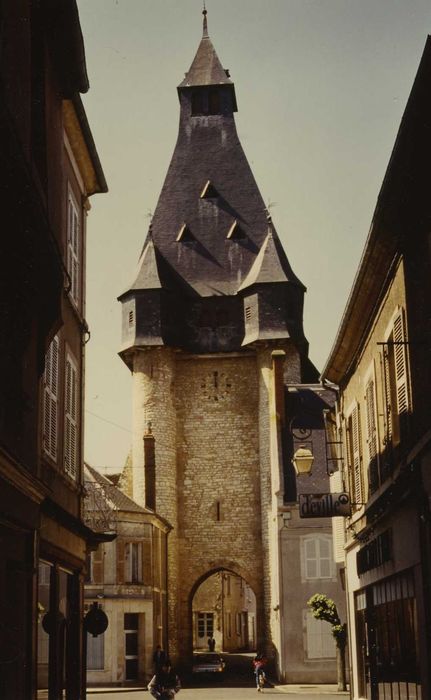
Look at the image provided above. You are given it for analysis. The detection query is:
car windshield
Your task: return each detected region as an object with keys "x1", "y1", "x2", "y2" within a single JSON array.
[{"x1": 194, "y1": 654, "x2": 220, "y2": 663}]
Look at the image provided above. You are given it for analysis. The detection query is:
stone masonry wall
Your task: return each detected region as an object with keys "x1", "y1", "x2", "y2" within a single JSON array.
[
  {"x1": 132, "y1": 348, "x2": 180, "y2": 660},
  {"x1": 174, "y1": 353, "x2": 262, "y2": 659}
]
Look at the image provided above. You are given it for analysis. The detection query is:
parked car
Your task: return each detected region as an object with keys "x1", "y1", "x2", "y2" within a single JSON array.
[{"x1": 192, "y1": 653, "x2": 226, "y2": 676}]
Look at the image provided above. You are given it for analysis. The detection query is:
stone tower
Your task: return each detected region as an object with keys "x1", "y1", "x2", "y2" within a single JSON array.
[{"x1": 119, "y1": 11, "x2": 319, "y2": 668}]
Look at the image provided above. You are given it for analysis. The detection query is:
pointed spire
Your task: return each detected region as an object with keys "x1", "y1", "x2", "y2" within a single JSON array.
[{"x1": 202, "y1": 3, "x2": 209, "y2": 38}]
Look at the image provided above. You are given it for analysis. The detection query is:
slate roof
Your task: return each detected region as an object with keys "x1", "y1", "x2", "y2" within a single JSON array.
[
  {"x1": 137, "y1": 27, "x2": 304, "y2": 298},
  {"x1": 238, "y1": 226, "x2": 305, "y2": 292},
  {"x1": 178, "y1": 12, "x2": 233, "y2": 88},
  {"x1": 84, "y1": 463, "x2": 148, "y2": 513}
]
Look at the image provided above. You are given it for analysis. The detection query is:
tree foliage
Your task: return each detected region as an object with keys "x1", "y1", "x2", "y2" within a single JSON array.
[{"x1": 307, "y1": 593, "x2": 347, "y2": 648}]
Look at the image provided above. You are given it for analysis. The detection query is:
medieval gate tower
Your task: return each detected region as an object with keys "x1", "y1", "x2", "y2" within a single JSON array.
[{"x1": 119, "y1": 11, "x2": 320, "y2": 668}]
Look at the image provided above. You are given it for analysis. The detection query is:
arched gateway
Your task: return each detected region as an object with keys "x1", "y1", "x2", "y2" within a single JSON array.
[{"x1": 118, "y1": 9, "x2": 342, "y2": 680}]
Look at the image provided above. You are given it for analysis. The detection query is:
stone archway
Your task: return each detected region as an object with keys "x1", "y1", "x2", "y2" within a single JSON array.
[{"x1": 189, "y1": 567, "x2": 257, "y2": 655}]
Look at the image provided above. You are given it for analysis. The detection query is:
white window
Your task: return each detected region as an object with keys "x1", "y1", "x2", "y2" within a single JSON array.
[
  {"x1": 302, "y1": 535, "x2": 334, "y2": 580},
  {"x1": 64, "y1": 352, "x2": 79, "y2": 480},
  {"x1": 125, "y1": 542, "x2": 142, "y2": 584},
  {"x1": 67, "y1": 188, "x2": 80, "y2": 307},
  {"x1": 87, "y1": 630, "x2": 104, "y2": 670},
  {"x1": 346, "y1": 403, "x2": 363, "y2": 507},
  {"x1": 304, "y1": 609, "x2": 336, "y2": 659},
  {"x1": 43, "y1": 335, "x2": 59, "y2": 461}
]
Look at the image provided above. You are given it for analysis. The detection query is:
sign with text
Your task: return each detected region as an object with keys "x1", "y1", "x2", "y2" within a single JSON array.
[{"x1": 299, "y1": 492, "x2": 351, "y2": 518}]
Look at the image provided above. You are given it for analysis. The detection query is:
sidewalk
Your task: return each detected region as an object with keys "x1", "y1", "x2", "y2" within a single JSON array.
[{"x1": 274, "y1": 683, "x2": 349, "y2": 695}]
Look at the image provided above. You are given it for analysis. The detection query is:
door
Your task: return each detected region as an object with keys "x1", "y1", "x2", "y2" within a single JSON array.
[
  {"x1": 195, "y1": 612, "x2": 214, "y2": 649},
  {"x1": 124, "y1": 613, "x2": 139, "y2": 681}
]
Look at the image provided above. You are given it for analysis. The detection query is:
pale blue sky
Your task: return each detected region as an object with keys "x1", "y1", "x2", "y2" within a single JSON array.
[{"x1": 78, "y1": 0, "x2": 431, "y2": 472}]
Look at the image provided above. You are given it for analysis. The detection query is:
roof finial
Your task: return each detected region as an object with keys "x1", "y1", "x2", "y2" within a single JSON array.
[{"x1": 202, "y1": 2, "x2": 209, "y2": 38}]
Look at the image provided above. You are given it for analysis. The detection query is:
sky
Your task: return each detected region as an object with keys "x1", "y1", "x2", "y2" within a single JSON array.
[{"x1": 77, "y1": 0, "x2": 431, "y2": 473}]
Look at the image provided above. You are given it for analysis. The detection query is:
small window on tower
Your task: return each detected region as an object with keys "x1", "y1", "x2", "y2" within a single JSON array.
[
  {"x1": 245, "y1": 307, "x2": 252, "y2": 322},
  {"x1": 208, "y1": 88, "x2": 220, "y2": 114},
  {"x1": 191, "y1": 91, "x2": 204, "y2": 115},
  {"x1": 200, "y1": 180, "x2": 219, "y2": 199},
  {"x1": 176, "y1": 223, "x2": 195, "y2": 242},
  {"x1": 128, "y1": 310, "x2": 134, "y2": 326},
  {"x1": 227, "y1": 220, "x2": 247, "y2": 240}
]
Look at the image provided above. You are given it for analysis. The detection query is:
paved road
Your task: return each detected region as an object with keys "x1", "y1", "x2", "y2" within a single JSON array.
[
  {"x1": 87, "y1": 653, "x2": 346, "y2": 700},
  {"x1": 87, "y1": 687, "x2": 344, "y2": 700}
]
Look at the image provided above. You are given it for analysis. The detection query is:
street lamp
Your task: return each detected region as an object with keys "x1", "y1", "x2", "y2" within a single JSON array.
[{"x1": 292, "y1": 445, "x2": 314, "y2": 476}]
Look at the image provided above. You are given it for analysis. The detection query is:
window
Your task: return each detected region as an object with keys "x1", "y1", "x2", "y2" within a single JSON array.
[
  {"x1": 43, "y1": 335, "x2": 59, "y2": 461},
  {"x1": 365, "y1": 374, "x2": 379, "y2": 494},
  {"x1": 128, "y1": 310, "x2": 134, "y2": 326},
  {"x1": 383, "y1": 308, "x2": 410, "y2": 448},
  {"x1": 87, "y1": 632, "x2": 104, "y2": 670},
  {"x1": 125, "y1": 542, "x2": 142, "y2": 584},
  {"x1": 304, "y1": 610, "x2": 336, "y2": 659},
  {"x1": 64, "y1": 352, "x2": 79, "y2": 480},
  {"x1": 346, "y1": 404, "x2": 363, "y2": 507},
  {"x1": 67, "y1": 188, "x2": 80, "y2": 306},
  {"x1": 302, "y1": 536, "x2": 334, "y2": 580}
]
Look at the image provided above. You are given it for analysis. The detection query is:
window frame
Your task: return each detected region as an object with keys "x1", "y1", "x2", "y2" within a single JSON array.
[
  {"x1": 67, "y1": 185, "x2": 81, "y2": 308},
  {"x1": 301, "y1": 534, "x2": 335, "y2": 581},
  {"x1": 42, "y1": 335, "x2": 59, "y2": 462},
  {"x1": 64, "y1": 349, "x2": 79, "y2": 481}
]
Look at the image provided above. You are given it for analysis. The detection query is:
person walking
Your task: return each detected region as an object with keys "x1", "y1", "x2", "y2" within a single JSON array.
[
  {"x1": 252, "y1": 653, "x2": 267, "y2": 692},
  {"x1": 153, "y1": 645, "x2": 168, "y2": 673},
  {"x1": 148, "y1": 660, "x2": 181, "y2": 700}
]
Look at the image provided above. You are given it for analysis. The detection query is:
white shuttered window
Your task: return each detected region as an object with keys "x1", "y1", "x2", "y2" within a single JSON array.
[
  {"x1": 64, "y1": 352, "x2": 79, "y2": 480},
  {"x1": 303, "y1": 536, "x2": 334, "y2": 580},
  {"x1": 305, "y1": 610, "x2": 336, "y2": 659},
  {"x1": 43, "y1": 336, "x2": 59, "y2": 461},
  {"x1": 347, "y1": 404, "x2": 363, "y2": 507}
]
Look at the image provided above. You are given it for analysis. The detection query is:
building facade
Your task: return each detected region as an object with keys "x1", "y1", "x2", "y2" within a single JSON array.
[
  {"x1": 0, "y1": 3, "x2": 107, "y2": 698},
  {"x1": 323, "y1": 37, "x2": 431, "y2": 700},
  {"x1": 118, "y1": 10, "x2": 344, "y2": 682},
  {"x1": 83, "y1": 464, "x2": 170, "y2": 686}
]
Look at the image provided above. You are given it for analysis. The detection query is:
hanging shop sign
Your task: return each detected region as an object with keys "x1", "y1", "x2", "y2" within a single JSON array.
[{"x1": 299, "y1": 492, "x2": 351, "y2": 518}]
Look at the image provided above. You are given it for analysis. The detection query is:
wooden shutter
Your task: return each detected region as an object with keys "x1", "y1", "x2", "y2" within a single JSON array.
[
  {"x1": 304, "y1": 539, "x2": 317, "y2": 579},
  {"x1": 117, "y1": 540, "x2": 125, "y2": 584},
  {"x1": 43, "y1": 336, "x2": 59, "y2": 461},
  {"x1": 365, "y1": 378, "x2": 379, "y2": 493},
  {"x1": 92, "y1": 546, "x2": 104, "y2": 584},
  {"x1": 350, "y1": 405, "x2": 363, "y2": 506},
  {"x1": 317, "y1": 537, "x2": 332, "y2": 578},
  {"x1": 331, "y1": 470, "x2": 346, "y2": 562},
  {"x1": 64, "y1": 353, "x2": 78, "y2": 480},
  {"x1": 383, "y1": 348, "x2": 393, "y2": 443},
  {"x1": 142, "y1": 536, "x2": 153, "y2": 586},
  {"x1": 393, "y1": 309, "x2": 409, "y2": 418}
]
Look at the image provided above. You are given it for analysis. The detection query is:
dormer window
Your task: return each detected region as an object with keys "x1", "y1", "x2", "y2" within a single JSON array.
[
  {"x1": 200, "y1": 180, "x2": 218, "y2": 199},
  {"x1": 227, "y1": 220, "x2": 246, "y2": 240},
  {"x1": 191, "y1": 87, "x2": 222, "y2": 116},
  {"x1": 191, "y1": 90, "x2": 204, "y2": 116},
  {"x1": 208, "y1": 88, "x2": 220, "y2": 114},
  {"x1": 176, "y1": 223, "x2": 195, "y2": 242}
]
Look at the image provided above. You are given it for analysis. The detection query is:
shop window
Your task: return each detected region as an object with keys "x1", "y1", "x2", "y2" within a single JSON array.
[
  {"x1": 302, "y1": 535, "x2": 334, "y2": 580},
  {"x1": 37, "y1": 562, "x2": 52, "y2": 693},
  {"x1": 42, "y1": 336, "x2": 59, "y2": 462},
  {"x1": 304, "y1": 609, "x2": 336, "y2": 659}
]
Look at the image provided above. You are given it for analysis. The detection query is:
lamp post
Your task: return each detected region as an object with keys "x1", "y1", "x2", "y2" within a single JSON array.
[{"x1": 292, "y1": 445, "x2": 314, "y2": 476}]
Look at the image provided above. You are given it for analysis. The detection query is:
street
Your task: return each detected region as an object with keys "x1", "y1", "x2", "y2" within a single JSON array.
[{"x1": 87, "y1": 653, "x2": 346, "y2": 700}]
